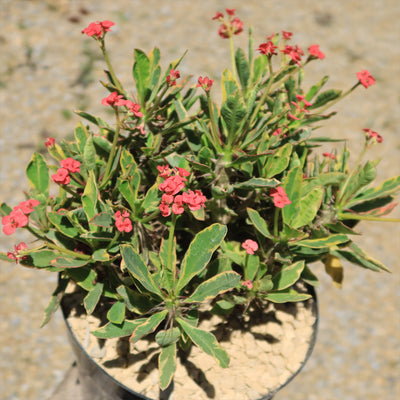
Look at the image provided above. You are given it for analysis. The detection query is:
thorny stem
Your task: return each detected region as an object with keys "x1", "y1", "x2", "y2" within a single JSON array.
[
  {"x1": 273, "y1": 207, "x2": 280, "y2": 237},
  {"x1": 100, "y1": 39, "x2": 124, "y2": 94},
  {"x1": 46, "y1": 242, "x2": 92, "y2": 260},
  {"x1": 167, "y1": 214, "x2": 177, "y2": 289}
]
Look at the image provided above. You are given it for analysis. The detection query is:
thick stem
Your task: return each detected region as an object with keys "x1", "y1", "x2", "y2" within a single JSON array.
[
  {"x1": 273, "y1": 207, "x2": 280, "y2": 237},
  {"x1": 338, "y1": 213, "x2": 400, "y2": 223},
  {"x1": 167, "y1": 214, "x2": 177, "y2": 287}
]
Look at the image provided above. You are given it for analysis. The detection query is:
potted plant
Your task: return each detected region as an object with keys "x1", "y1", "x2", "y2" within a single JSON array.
[{"x1": 1, "y1": 9, "x2": 399, "y2": 400}]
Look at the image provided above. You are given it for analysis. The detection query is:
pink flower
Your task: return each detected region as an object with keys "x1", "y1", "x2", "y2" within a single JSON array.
[
  {"x1": 323, "y1": 152, "x2": 335, "y2": 159},
  {"x1": 225, "y1": 8, "x2": 236, "y2": 16},
  {"x1": 159, "y1": 202, "x2": 171, "y2": 217},
  {"x1": 176, "y1": 168, "x2": 190, "y2": 178},
  {"x1": 182, "y1": 190, "x2": 207, "y2": 211},
  {"x1": 270, "y1": 187, "x2": 292, "y2": 208},
  {"x1": 308, "y1": 44, "x2": 325, "y2": 59},
  {"x1": 2, "y1": 210, "x2": 29, "y2": 235},
  {"x1": 171, "y1": 195, "x2": 185, "y2": 215},
  {"x1": 212, "y1": 11, "x2": 224, "y2": 20},
  {"x1": 161, "y1": 193, "x2": 174, "y2": 204},
  {"x1": 16, "y1": 199, "x2": 40, "y2": 214},
  {"x1": 159, "y1": 175, "x2": 187, "y2": 195},
  {"x1": 114, "y1": 211, "x2": 132, "y2": 233},
  {"x1": 7, "y1": 242, "x2": 28, "y2": 263},
  {"x1": 242, "y1": 239, "x2": 259, "y2": 255},
  {"x1": 121, "y1": 100, "x2": 143, "y2": 118},
  {"x1": 241, "y1": 280, "x2": 254, "y2": 290},
  {"x1": 52, "y1": 168, "x2": 70, "y2": 185},
  {"x1": 157, "y1": 165, "x2": 172, "y2": 179},
  {"x1": 281, "y1": 45, "x2": 304, "y2": 66},
  {"x1": 282, "y1": 30, "x2": 293, "y2": 40},
  {"x1": 363, "y1": 128, "x2": 383, "y2": 143},
  {"x1": 45, "y1": 137, "x2": 55, "y2": 148},
  {"x1": 295, "y1": 95, "x2": 313, "y2": 108},
  {"x1": 166, "y1": 69, "x2": 180, "y2": 86},
  {"x1": 272, "y1": 128, "x2": 283, "y2": 136},
  {"x1": 60, "y1": 158, "x2": 81, "y2": 173},
  {"x1": 82, "y1": 20, "x2": 114, "y2": 38},
  {"x1": 101, "y1": 91, "x2": 125, "y2": 107},
  {"x1": 357, "y1": 70, "x2": 375, "y2": 88},
  {"x1": 257, "y1": 41, "x2": 278, "y2": 57},
  {"x1": 197, "y1": 76, "x2": 214, "y2": 92}
]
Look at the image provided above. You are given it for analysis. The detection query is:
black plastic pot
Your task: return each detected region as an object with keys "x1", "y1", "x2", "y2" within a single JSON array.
[{"x1": 60, "y1": 286, "x2": 318, "y2": 400}]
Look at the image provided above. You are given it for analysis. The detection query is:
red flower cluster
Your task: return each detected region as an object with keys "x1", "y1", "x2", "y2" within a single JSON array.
[
  {"x1": 270, "y1": 187, "x2": 292, "y2": 208},
  {"x1": 242, "y1": 239, "x2": 258, "y2": 255},
  {"x1": 363, "y1": 128, "x2": 383, "y2": 143},
  {"x1": 81, "y1": 20, "x2": 114, "y2": 38},
  {"x1": 52, "y1": 158, "x2": 81, "y2": 185},
  {"x1": 308, "y1": 44, "x2": 325, "y2": 59},
  {"x1": 158, "y1": 166, "x2": 206, "y2": 217},
  {"x1": 114, "y1": 210, "x2": 132, "y2": 233},
  {"x1": 197, "y1": 76, "x2": 214, "y2": 92},
  {"x1": 45, "y1": 137, "x2": 55, "y2": 148},
  {"x1": 323, "y1": 152, "x2": 335, "y2": 160},
  {"x1": 7, "y1": 242, "x2": 28, "y2": 263},
  {"x1": 212, "y1": 9, "x2": 243, "y2": 39},
  {"x1": 2, "y1": 199, "x2": 40, "y2": 235},
  {"x1": 257, "y1": 41, "x2": 278, "y2": 57},
  {"x1": 357, "y1": 70, "x2": 375, "y2": 88},
  {"x1": 166, "y1": 69, "x2": 180, "y2": 86},
  {"x1": 101, "y1": 92, "x2": 143, "y2": 117},
  {"x1": 281, "y1": 45, "x2": 304, "y2": 66}
]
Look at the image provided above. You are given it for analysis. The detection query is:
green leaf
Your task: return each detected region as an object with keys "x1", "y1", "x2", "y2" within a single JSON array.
[
  {"x1": 272, "y1": 261, "x2": 305, "y2": 290},
  {"x1": 74, "y1": 122, "x2": 89, "y2": 154},
  {"x1": 117, "y1": 178, "x2": 136, "y2": 210},
  {"x1": 302, "y1": 172, "x2": 346, "y2": 193},
  {"x1": 107, "y1": 300, "x2": 126, "y2": 324},
  {"x1": 220, "y1": 92, "x2": 247, "y2": 138},
  {"x1": 290, "y1": 187, "x2": 324, "y2": 229},
  {"x1": 142, "y1": 181, "x2": 161, "y2": 212},
  {"x1": 92, "y1": 248, "x2": 110, "y2": 262},
  {"x1": 265, "y1": 143, "x2": 293, "y2": 178},
  {"x1": 41, "y1": 277, "x2": 69, "y2": 327},
  {"x1": 264, "y1": 289, "x2": 312, "y2": 303},
  {"x1": 282, "y1": 166, "x2": 303, "y2": 225},
  {"x1": 83, "y1": 282, "x2": 104, "y2": 314},
  {"x1": 233, "y1": 177, "x2": 279, "y2": 189},
  {"x1": 116, "y1": 285, "x2": 154, "y2": 314},
  {"x1": 301, "y1": 266, "x2": 319, "y2": 287},
  {"x1": 90, "y1": 212, "x2": 113, "y2": 228},
  {"x1": 176, "y1": 317, "x2": 230, "y2": 368},
  {"x1": 130, "y1": 311, "x2": 168, "y2": 343},
  {"x1": 120, "y1": 245, "x2": 164, "y2": 298},
  {"x1": 183, "y1": 271, "x2": 240, "y2": 303},
  {"x1": 309, "y1": 89, "x2": 342, "y2": 109},
  {"x1": 26, "y1": 153, "x2": 49, "y2": 195},
  {"x1": 156, "y1": 327, "x2": 181, "y2": 347},
  {"x1": 176, "y1": 224, "x2": 227, "y2": 294},
  {"x1": 247, "y1": 208, "x2": 273, "y2": 239},
  {"x1": 83, "y1": 134, "x2": 96, "y2": 171},
  {"x1": 221, "y1": 68, "x2": 240, "y2": 101},
  {"x1": 235, "y1": 48, "x2": 250, "y2": 92},
  {"x1": 48, "y1": 212, "x2": 79, "y2": 238},
  {"x1": 293, "y1": 234, "x2": 349, "y2": 248},
  {"x1": 50, "y1": 257, "x2": 90, "y2": 269},
  {"x1": 133, "y1": 49, "x2": 151, "y2": 106},
  {"x1": 92, "y1": 319, "x2": 144, "y2": 339},
  {"x1": 305, "y1": 75, "x2": 329, "y2": 101},
  {"x1": 159, "y1": 342, "x2": 177, "y2": 390},
  {"x1": 82, "y1": 171, "x2": 98, "y2": 223}
]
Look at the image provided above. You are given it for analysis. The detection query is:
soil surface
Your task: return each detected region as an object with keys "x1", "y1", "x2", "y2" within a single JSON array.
[{"x1": 1, "y1": 1, "x2": 399, "y2": 400}]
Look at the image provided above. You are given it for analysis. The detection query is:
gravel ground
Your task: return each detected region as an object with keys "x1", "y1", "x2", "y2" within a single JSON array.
[{"x1": 0, "y1": 1, "x2": 399, "y2": 399}]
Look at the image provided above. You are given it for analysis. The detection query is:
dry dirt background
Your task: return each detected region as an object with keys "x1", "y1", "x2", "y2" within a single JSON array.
[{"x1": 0, "y1": 1, "x2": 399, "y2": 399}]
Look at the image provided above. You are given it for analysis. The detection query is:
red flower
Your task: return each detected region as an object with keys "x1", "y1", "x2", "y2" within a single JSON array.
[
  {"x1": 166, "y1": 69, "x2": 180, "y2": 86},
  {"x1": 7, "y1": 242, "x2": 28, "y2": 263},
  {"x1": 270, "y1": 187, "x2": 291, "y2": 208},
  {"x1": 159, "y1": 202, "x2": 171, "y2": 217},
  {"x1": 114, "y1": 211, "x2": 132, "y2": 233},
  {"x1": 212, "y1": 11, "x2": 224, "y2": 20},
  {"x1": 176, "y1": 168, "x2": 190, "y2": 178},
  {"x1": 82, "y1": 20, "x2": 114, "y2": 38},
  {"x1": 257, "y1": 41, "x2": 278, "y2": 57},
  {"x1": 157, "y1": 165, "x2": 172, "y2": 179},
  {"x1": 171, "y1": 195, "x2": 185, "y2": 215},
  {"x1": 281, "y1": 45, "x2": 304, "y2": 66},
  {"x1": 16, "y1": 199, "x2": 40, "y2": 214},
  {"x1": 272, "y1": 128, "x2": 283, "y2": 136},
  {"x1": 357, "y1": 70, "x2": 375, "y2": 88},
  {"x1": 241, "y1": 280, "x2": 254, "y2": 290},
  {"x1": 282, "y1": 30, "x2": 293, "y2": 40},
  {"x1": 295, "y1": 95, "x2": 313, "y2": 108},
  {"x1": 323, "y1": 152, "x2": 335, "y2": 159},
  {"x1": 226, "y1": 8, "x2": 236, "y2": 16},
  {"x1": 363, "y1": 128, "x2": 383, "y2": 143},
  {"x1": 159, "y1": 175, "x2": 187, "y2": 195},
  {"x1": 197, "y1": 76, "x2": 214, "y2": 92},
  {"x1": 182, "y1": 190, "x2": 207, "y2": 211},
  {"x1": 52, "y1": 168, "x2": 70, "y2": 185},
  {"x1": 2, "y1": 210, "x2": 29, "y2": 235},
  {"x1": 242, "y1": 239, "x2": 259, "y2": 255},
  {"x1": 60, "y1": 158, "x2": 81, "y2": 173},
  {"x1": 121, "y1": 100, "x2": 143, "y2": 118},
  {"x1": 101, "y1": 91, "x2": 125, "y2": 107},
  {"x1": 45, "y1": 137, "x2": 55, "y2": 148},
  {"x1": 308, "y1": 44, "x2": 325, "y2": 59}
]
